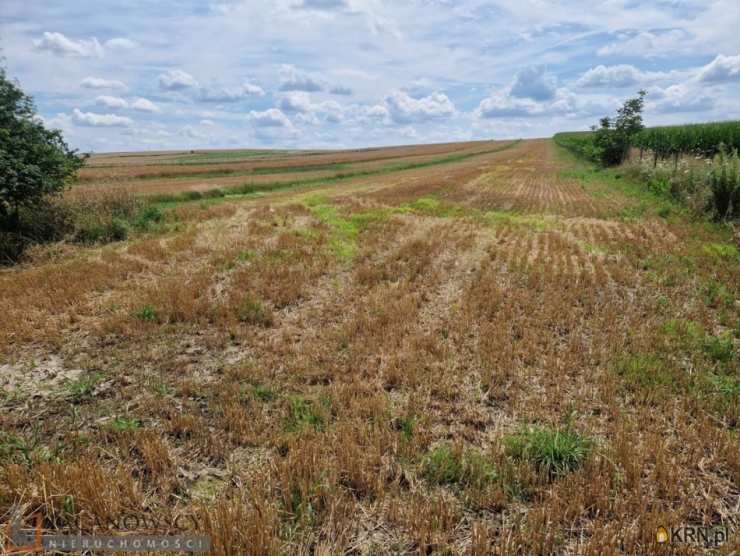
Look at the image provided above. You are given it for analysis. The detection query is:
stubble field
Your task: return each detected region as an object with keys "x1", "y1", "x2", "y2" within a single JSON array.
[{"x1": 0, "y1": 139, "x2": 738, "y2": 554}]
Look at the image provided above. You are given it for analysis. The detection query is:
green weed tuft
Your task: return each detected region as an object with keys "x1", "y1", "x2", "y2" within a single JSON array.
[
  {"x1": 703, "y1": 334, "x2": 735, "y2": 363},
  {"x1": 133, "y1": 205, "x2": 164, "y2": 231},
  {"x1": 503, "y1": 426, "x2": 591, "y2": 476},
  {"x1": 284, "y1": 396, "x2": 324, "y2": 432},
  {"x1": 109, "y1": 418, "x2": 140, "y2": 433},
  {"x1": 613, "y1": 355, "x2": 676, "y2": 392},
  {"x1": 702, "y1": 242, "x2": 739, "y2": 260},
  {"x1": 66, "y1": 373, "x2": 104, "y2": 402},
  {"x1": 134, "y1": 305, "x2": 157, "y2": 322},
  {"x1": 237, "y1": 296, "x2": 273, "y2": 327},
  {"x1": 423, "y1": 444, "x2": 497, "y2": 487}
]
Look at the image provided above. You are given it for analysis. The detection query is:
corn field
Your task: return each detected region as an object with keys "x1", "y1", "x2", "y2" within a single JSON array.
[{"x1": 632, "y1": 121, "x2": 740, "y2": 160}]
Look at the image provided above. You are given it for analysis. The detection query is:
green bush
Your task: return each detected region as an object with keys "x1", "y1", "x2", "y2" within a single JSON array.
[
  {"x1": 183, "y1": 190, "x2": 204, "y2": 201},
  {"x1": 0, "y1": 201, "x2": 73, "y2": 263},
  {"x1": 133, "y1": 204, "x2": 164, "y2": 230},
  {"x1": 74, "y1": 217, "x2": 129, "y2": 243}
]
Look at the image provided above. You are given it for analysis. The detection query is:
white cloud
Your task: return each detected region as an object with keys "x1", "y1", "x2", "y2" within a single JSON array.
[
  {"x1": 383, "y1": 91, "x2": 456, "y2": 124},
  {"x1": 81, "y1": 77, "x2": 127, "y2": 90},
  {"x1": 475, "y1": 87, "x2": 606, "y2": 120},
  {"x1": 329, "y1": 85, "x2": 353, "y2": 96},
  {"x1": 321, "y1": 100, "x2": 344, "y2": 123},
  {"x1": 181, "y1": 125, "x2": 206, "y2": 139},
  {"x1": 598, "y1": 30, "x2": 688, "y2": 58},
  {"x1": 42, "y1": 112, "x2": 72, "y2": 131},
  {"x1": 131, "y1": 98, "x2": 160, "y2": 113},
  {"x1": 361, "y1": 104, "x2": 391, "y2": 122},
  {"x1": 476, "y1": 91, "x2": 543, "y2": 118},
  {"x1": 33, "y1": 31, "x2": 103, "y2": 58},
  {"x1": 93, "y1": 96, "x2": 158, "y2": 113},
  {"x1": 577, "y1": 65, "x2": 644, "y2": 88},
  {"x1": 277, "y1": 93, "x2": 346, "y2": 124},
  {"x1": 697, "y1": 54, "x2": 740, "y2": 83},
  {"x1": 104, "y1": 38, "x2": 138, "y2": 50},
  {"x1": 247, "y1": 108, "x2": 294, "y2": 128},
  {"x1": 511, "y1": 66, "x2": 557, "y2": 101},
  {"x1": 294, "y1": 0, "x2": 348, "y2": 10},
  {"x1": 647, "y1": 84, "x2": 715, "y2": 113},
  {"x1": 196, "y1": 83, "x2": 265, "y2": 102},
  {"x1": 159, "y1": 69, "x2": 199, "y2": 90},
  {"x1": 279, "y1": 65, "x2": 324, "y2": 92},
  {"x1": 72, "y1": 108, "x2": 133, "y2": 127},
  {"x1": 200, "y1": 119, "x2": 215, "y2": 126},
  {"x1": 279, "y1": 92, "x2": 313, "y2": 114},
  {"x1": 575, "y1": 64, "x2": 676, "y2": 88},
  {"x1": 95, "y1": 95, "x2": 128, "y2": 109}
]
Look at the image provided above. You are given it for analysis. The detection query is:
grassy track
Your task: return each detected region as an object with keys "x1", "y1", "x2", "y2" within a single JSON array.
[{"x1": 0, "y1": 138, "x2": 737, "y2": 554}]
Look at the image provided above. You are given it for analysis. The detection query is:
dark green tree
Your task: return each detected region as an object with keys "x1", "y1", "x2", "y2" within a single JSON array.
[
  {"x1": 592, "y1": 90, "x2": 647, "y2": 166},
  {"x1": 0, "y1": 66, "x2": 85, "y2": 230}
]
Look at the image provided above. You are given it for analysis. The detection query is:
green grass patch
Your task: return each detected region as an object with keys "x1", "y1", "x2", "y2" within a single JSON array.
[
  {"x1": 661, "y1": 319, "x2": 704, "y2": 344},
  {"x1": 704, "y1": 280, "x2": 734, "y2": 308},
  {"x1": 578, "y1": 241, "x2": 608, "y2": 256},
  {"x1": 303, "y1": 195, "x2": 391, "y2": 261},
  {"x1": 703, "y1": 333, "x2": 735, "y2": 363},
  {"x1": 706, "y1": 373, "x2": 740, "y2": 398},
  {"x1": 308, "y1": 202, "x2": 359, "y2": 260},
  {"x1": 284, "y1": 396, "x2": 325, "y2": 432},
  {"x1": 66, "y1": 372, "x2": 104, "y2": 402},
  {"x1": 237, "y1": 296, "x2": 273, "y2": 327},
  {"x1": 0, "y1": 434, "x2": 32, "y2": 464},
  {"x1": 108, "y1": 417, "x2": 140, "y2": 433},
  {"x1": 134, "y1": 305, "x2": 157, "y2": 322},
  {"x1": 236, "y1": 250, "x2": 257, "y2": 262},
  {"x1": 252, "y1": 384, "x2": 277, "y2": 402},
  {"x1": 397, "y1": 417, "x2": 415, "y2": 441},
  {"x1": 613, "y1": 355, "x2": 677, "y2": 392},
  {"x1": 398, "y1": 196, "x2": 466, "y2": 218},
  {"x1": 555, "y1": 145, "x2": 677, "y2": 218},
  {"x1": 423, "y1": 444, "x2": 497, "y2": 488},
  {"x1": 702, "y1": 242, "x2": 739, "y2": 261},
  {"x1": 503, "y1": 426, "x2": 591, "y2": 476}
]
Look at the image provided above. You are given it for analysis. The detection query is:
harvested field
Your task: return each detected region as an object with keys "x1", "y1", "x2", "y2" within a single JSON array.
[
  {"x1": 75, "y1": 141, "x2": 507, "y2": 198},
  {"x1": 1, "y1": 138, "x2": 738, "y2": 554}
]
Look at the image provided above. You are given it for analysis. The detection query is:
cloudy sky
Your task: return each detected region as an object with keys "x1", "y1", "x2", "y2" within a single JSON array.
[{"x1": 2, "y1": 0, "x2": 740, "y2": 152}]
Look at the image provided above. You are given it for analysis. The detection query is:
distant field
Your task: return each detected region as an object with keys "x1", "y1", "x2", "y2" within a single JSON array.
[
  {"x1": 1, "y1": 139, "x2": 737, "y2": 554},
  {"x1": 72, "y1": 140, "x2": 515, "y2": 199}
]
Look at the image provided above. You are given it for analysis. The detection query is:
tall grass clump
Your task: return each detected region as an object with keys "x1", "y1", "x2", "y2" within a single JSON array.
[
  {"x1": 64, "y1": 190, "x2": 141, "y2": 243},
  {"x1": 707, "y1": 146, "x2": 740, "y2": 220},
  {"x1": 503, "y1": 426, "x2": 592, "y2": 477}
]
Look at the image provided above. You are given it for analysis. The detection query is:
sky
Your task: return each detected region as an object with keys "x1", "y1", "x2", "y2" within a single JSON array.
[{"x1": 2, "y1": 0, "x2": 740, "y2": 152}]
